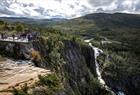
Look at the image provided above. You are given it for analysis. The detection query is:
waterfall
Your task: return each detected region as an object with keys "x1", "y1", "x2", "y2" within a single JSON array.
[
  {"x1": 84, "y1": 39, "x2": 125, "y2": 95},
  {"x1": 117, "y1": 92, "x2": 125, "y2": 95},
  {"x1": 89, "y1": 43, "x2": 115, "y2": 95}
]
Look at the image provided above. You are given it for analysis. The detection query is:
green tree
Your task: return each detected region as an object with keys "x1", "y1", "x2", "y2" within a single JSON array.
[
  {"x1": 15, "y1": 23, "x2": 24, "y2": 32},
  {"x1": 0, "y1": 20, "x2": 4, "y2": 25}
]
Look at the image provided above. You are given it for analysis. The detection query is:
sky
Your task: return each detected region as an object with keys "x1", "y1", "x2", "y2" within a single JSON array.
[{"x1": 0, "y1": 0, "x2": 140, "y2": 19}]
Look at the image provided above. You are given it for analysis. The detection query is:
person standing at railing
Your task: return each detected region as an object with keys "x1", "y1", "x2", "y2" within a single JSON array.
[
  {"x1": 12, "y1": 34, "x2": 15, "y2": 41},
  {"x1": 27, "y1": 34, "x2": 31, "y2": 41},
  {"x1": 0, "y1": 33, "x2": 4, "y2": 39},
  {"x1": 0, "y1": 33, "x2": 1, "y2": 39}
]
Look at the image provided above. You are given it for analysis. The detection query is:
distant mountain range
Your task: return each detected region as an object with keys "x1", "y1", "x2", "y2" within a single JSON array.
[
  {"x1": 54, "y1": 13, "x2": 140, "y2": 29},
  {"x1": 81, "y1": 13, "x2": 140, "y2": 28},
  {"x1": 0, "y1": 17, "x2": 67, "y2": 27},
  {"x1": 50, "y1": 13, "x2": 140, "y2": 53},
  {"x1": 0, "y1": 13, "x2": 140, "y2": 28}
]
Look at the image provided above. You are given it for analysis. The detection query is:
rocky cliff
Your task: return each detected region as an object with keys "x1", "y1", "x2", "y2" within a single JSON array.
[
  {"x1": 0, "y1": 38, "x2": 111, "y2": 95},
  {"x1": 39, "y1": 40, "x2": 111, "y2": 95},
  {"x1": 60, "y1": 40, "x2": 98, "y2": 95},
  {"x1": 33, "y1": 40, "x2": 108, "y2": 95}
]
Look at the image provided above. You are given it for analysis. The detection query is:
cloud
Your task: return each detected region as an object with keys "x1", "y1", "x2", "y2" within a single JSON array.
[
  {"x1": 88, "y1": 0, "x2": 115, "y2": 7},
  {"x1": 0, "y1": 0, "x2": 140, "y2": 19},
  {"x1": 0, "y1": 0, "x2": 93, "y2": 18},
  {"x1": 88, "y1": 0, "x2": 140, "y2": 14}
]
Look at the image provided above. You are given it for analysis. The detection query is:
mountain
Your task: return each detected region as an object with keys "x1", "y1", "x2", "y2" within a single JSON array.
[
  {"x1": 53, "y1": 13, "x2": 140, "y2": 51},
  {"x1": 53, "y1": 13, "x2": 140, "y2": 33},
  {"x1": 0, "y1": 17, "x2": 67, "y2": 27}
]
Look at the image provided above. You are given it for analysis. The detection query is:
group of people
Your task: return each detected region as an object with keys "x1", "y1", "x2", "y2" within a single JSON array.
[
  {"x1": 20, "y1": 32, "x2": 39, "y2": 41},
  {"x1": 0, "y1": 31, "x2": 39, "y2": 41}
]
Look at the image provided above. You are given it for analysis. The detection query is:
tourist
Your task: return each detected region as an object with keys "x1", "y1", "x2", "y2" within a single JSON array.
[
  {"x1": 0, "y1": 33, "x2": 3, "y2": 39},
  {"x1": 27, "y1": 34, "x2": 31, "y2": 41},
  {"x1": 12, "y1": 34, "x2": 15, "y2": 41}
]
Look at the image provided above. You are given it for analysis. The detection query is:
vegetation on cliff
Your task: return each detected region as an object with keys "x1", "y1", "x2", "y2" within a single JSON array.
[
  {"x1": 0, "y1": 13, "x2": 140, "y2": 95},
  {"x1": 0, "y1": 20, "x2": 105, "y2": 95},
  {"x1": 51, "y1": 13, "x2": 140, "y2": 95}
]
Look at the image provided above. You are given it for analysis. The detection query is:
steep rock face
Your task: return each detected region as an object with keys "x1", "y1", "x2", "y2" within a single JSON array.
[
  {"x1": 0, "y1": 38, "x2": 47, "y2": 67},
  {"x1": 98, "y1": 54, "x2": 140, "y2": 95},
  {"x1": 0, "y1": 42, "x2": 32, "y2": 59},
  {"x1": 32, "y1": 40, "x2": 102, "y2": 95},
  {"x1": 0, "y1": 40, "x2": 108, "y2": 95},
  {"x1": 102, "y1": 71, "x2": 140, "y2": 95},
  {"x1": 63, "y1": 41, "x2": 93, "y2": 95},
  {"x1": 32, "y1": 40, "x2": 106, "y2": 95},
  {"x1": 59, "y1": 41, "x2": 105, "y2": 95}
]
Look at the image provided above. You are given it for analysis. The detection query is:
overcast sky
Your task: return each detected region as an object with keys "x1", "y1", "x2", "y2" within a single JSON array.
[{"x1": 0, "y1": 0, "x2": 140, "y2": 19}]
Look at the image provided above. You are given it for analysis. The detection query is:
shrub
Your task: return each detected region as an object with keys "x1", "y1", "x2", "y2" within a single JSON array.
[
  {"x1": 15, "y1": 22, "x2": 24, "y2": 32},
  {"x1": 38, "y1": 74, "x2": 62, "y2": 95},
  {"x1": 12, "y1": 84, "x2": 28, "y2": 95},
  {"x1": 38, "y1": 74, "x2": 60, "y2": 88}
]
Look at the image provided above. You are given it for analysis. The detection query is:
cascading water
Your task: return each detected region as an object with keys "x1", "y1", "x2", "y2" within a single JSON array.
[
  {"x1": 117, "y1": 92, "x2": 125, "y2": 95},
  {"x1": 89, "y1": 42, "x2": 116, "y2": 95},
  {"x1": 85, "y1": 39, "x2": 125, "y2": 95}
]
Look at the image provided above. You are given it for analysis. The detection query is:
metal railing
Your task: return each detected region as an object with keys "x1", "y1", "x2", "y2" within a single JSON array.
[{"x1": 0, "y1": 36, "x2": 29, "y2": 43}]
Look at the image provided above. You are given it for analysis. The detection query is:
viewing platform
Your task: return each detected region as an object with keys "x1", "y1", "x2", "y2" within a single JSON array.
[
  {"x1": 0, "y1": 31, "x2": 39, "y2": 44},
  {"x1": 0, "y1": 37, "x2": 30, "y2": 44}
]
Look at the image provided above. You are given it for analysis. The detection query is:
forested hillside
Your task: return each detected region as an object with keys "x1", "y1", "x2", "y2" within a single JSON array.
[{"x1": 52, "y1": 13, "x2": 140, "y2": 95}]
